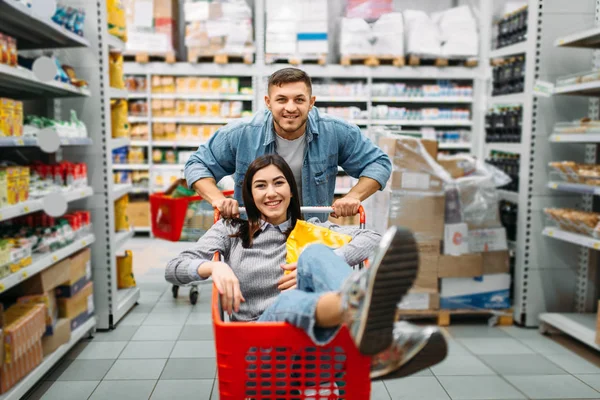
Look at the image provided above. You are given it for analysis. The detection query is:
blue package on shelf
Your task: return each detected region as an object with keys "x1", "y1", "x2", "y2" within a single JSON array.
[
  {"x1": 55, "y1": 275, "x2": 91, "y2": 298},
  {"x1": 297, "y1": 33, "x2": 328, "y2": 41},
  {"x1": 71, "y1": 310, "x2": 93, "y2": 331},
  {"x1": 440, "y1": 273, "x2": 511, "y2": 310}
]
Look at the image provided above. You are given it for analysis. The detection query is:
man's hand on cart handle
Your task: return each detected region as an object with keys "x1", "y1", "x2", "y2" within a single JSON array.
[
  {"x1": 214, "y1": 198, "x2": 240, "y2": 219},
  {"x1": 211, "y1": 261, "x2": 245, "y2": 315},
  {"x1": 278, "y1": 263, "x2": 297, "y2": 290},
  {"x1": 331, "y1": 196, "x2": 361, "y2": 218}
]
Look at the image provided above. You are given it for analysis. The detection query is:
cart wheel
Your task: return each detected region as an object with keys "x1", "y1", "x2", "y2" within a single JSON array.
[
  {"x1": 189, "y1": 288, "x2": 199, "y2": 305},
  {"x1": 172, "y1": 285, "x2": 179, "y2": 299}
]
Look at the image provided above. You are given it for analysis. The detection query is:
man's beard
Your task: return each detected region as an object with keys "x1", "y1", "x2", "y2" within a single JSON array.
[{"x1": 273, "y1": 114, "x2": 308, "y2": 135}]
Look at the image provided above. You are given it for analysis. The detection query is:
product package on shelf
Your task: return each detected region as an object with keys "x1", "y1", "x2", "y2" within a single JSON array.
[
  {"x1": 109, "y1": 53, "x2": 125, "y2": 90},
  {"x1": 340, "y1": 12, "x2": 404, "y2": 57},
  {"x1": 0, "y1": 34, "x2": 18, "y2": 67},
  {"x1": 0, "y1": 165, "x2": 30, "y2": 209},
  {"x1": 127, "y1": 200, "x2": 149, "y2": 228},
  {"x1": 432, "y1": 6, "x2": 478, "y2": 58},
  {"x1": 185, "y1": 0, "x2": 255, "y2": 61},
  {"x1": 265, "y1": 0, "x2": 327, "y2": 59},
  {"x1": 403, "y1": 10, "x2": 442, "y2": 58},
  {"x1": 1, "y1": 341, "x2": 43, "y2": 394},
  {"x1": 42, "y1": 318, "x2": 70, "y2": 356},
  {"x1": 3, "y1": 303, "x2": 46, "y2": 365},
  {"x1": 57, "y1": 281, "x2": 94, "y2": 331},
  {"x1": 117, "y1": 250, "x2": 137, "y2": 289},
  {"x1": 108, "y1": 0, "x2": 127, "y2": 42},
  {"x1": 124, "y1": 0, "x2": 177, "y2": 57},
  {"x1": 52, "y1": 4, "x2": 86, "y2": 37},
  {"x1": 111, "y1": 99, "x2": 130, "y2": 139},
  {"x1": 24, "y1": 110, "x2": 88, "y2": 140},
  {"x1": 115, "y1": 195, "x2": 131, "y2": 232},
  {"x1": 0, "y1": 98, "x2": 23, "y2": 137},
  {"x1": 55, "y1": 248, "x2": 92, "y2": 298},
  {"x1": 17, "y1": 291, "x2": 58, "y2": 335},
  {"x1": 345, "y1": 0, "x2": 393, "y2": 20}
]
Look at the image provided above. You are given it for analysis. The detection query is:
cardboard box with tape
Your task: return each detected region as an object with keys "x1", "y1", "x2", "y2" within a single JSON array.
[
  {"x1": 56, "y1": 248, "x2": 92, "y2": 298},
  {"x1": 42, "y1": 318, "x2": 71, "y2": 356}
]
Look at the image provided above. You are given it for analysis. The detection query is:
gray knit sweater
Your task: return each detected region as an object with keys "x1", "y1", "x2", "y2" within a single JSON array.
[{"x1": 164, "y1": 218, "x2": 381, "y2": 321}]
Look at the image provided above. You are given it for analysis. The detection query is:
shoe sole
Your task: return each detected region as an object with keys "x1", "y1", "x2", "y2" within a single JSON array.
[
  {"x1": 354, "y1": 226, "x2": 419, "y2": 355},
  {"x1": 372, "y1": 329, "x2": 448, "y2": 380}
]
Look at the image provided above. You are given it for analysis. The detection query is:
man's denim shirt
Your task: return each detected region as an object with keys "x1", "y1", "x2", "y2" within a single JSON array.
[{"x1": 184, "y1": 107, "x2": 392, "y2": 212}]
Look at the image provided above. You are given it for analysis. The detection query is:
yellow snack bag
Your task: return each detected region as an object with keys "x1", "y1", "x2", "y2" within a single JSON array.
[
  {"x1": 107, "y1": 0, "x2": 127, "y2": 42},
  {"x1": 117, "y1": 250, "x2": 136, "y2": 289},
  {"x1": 109, "y1": 53, "x2": 125, "y2": 89},
  {"x1": 285, "y1": 220, "x2": 352, "y2": 273},
  {"x1": 111, "y1": 99, "x2": 130, "y2": 138}
]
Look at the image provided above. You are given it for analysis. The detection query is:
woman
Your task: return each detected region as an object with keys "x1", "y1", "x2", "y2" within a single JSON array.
[{"x1": 165, "y1": 154, "x2": 419, "y2": 366}]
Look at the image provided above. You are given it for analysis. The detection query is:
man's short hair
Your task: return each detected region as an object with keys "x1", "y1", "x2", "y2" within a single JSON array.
[{"x1": 267, "y1": 68, "x2": 312, "y2": 95}]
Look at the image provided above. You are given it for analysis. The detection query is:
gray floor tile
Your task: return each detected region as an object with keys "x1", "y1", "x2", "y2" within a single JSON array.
[
  {"x1": 190, "y1": 300, "x2": 213, "y2": 312},
  {"x1": 130, "y1": 303, "x2": 155, "y2": 314},
  {"x1": 448, "y1": 326, "x2": 511, "y2": 339},
  {"x1": 211, "y1": 379, "x2": 220, "y2": 400},
  {"x1": 457, "y1": 338, "x2": 535, "y2": 355},
  {"x1": 150, "y1": 379, "x2": 213, "y2": 399},
  {"x1": 480, "y1": 354, "x2": 567, "y2": 375},
  {"x1": 170, "y1": 340, "x2": 216, "y2": 358},
  {"x1": 577, "y1": 375, "x2": 600, "y2": 392},
  {"x1": 431, "y1": 355, "x2": 496, "y2": 376},
  {"x1": 160, "y1": 358, "x2": 217, "y2": 380},
  {"x1": 178, "y1": 324, "x2": 214, "y2": 341},
  {"x1": 119, "y1": 313, "x2": 148, "y2": 326},
  {"x1": 437, "y1": 376, "x2": 526, "y2": 400},
  {"x1": 55, "y1": 360, "x2": 115, "y2": 381},
  {"x1": 119, "y1": 341, "x2": 176, "y2": 359},
  {"x1": 64, "y1": 341, "x2": 90, "y2": 359},
  {"x1": 371, "y1": 381, "x2": 391, "y2": 400},
  {"x1": 413, "y1": 368, "x2": 434, "y2": 377},
  {"x1": 22, "y1": 380, "x2": 54, "y2": 400},
  {"x1": 142, "y1": 312, "x2": 189, "y2": 326},
  {"x1": 185, "y1": 312, "x2": 212, "y2": 325},
  {"x1": 89, "y1": 380, "x2": 156, "y2": 400},
  {"x1": 44, "y1": 359, "x2": 74, "y2": 381},
  {"x1": 149, "y1": 307, "x2": 191, "y2": 317},
  {"x1": 132, "y1": 325, "x2": 183, "y2": 341},
  {"x1": 39, "y1": 381, "x2": 99, "y2": 400},
  {"x1": 500, "y1": 326, "x2": 545, "y2": 339},
  {"x1": 75, "y1": 341, "x2": 128, "y2": 360},
  {"x1": 447, "y1": 339, "x2": 472, "y2": 357},
  {"x1": 384, "y1": 376, "x2": 450, "y2": 400},
  {"x1": 520, "y1": 337, "x2": 574, "y2": 355},
  {"x1": 92, "y1": 326, "x2": 139, "y2": 342},
  {"x1": 505, "y1": 375, "x2": 600, "y2": 399},
  {"x1": 104, "y1": 359, "x2": 167, "y2": 380},
  {"x1": 544, "y1": 353, "x2": 600, "y2": 374}
]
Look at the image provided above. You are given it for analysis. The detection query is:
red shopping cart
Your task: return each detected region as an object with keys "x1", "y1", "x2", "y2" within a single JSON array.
[{"x1": 211, "y1": 206, "x2": 372, "y2": 400}]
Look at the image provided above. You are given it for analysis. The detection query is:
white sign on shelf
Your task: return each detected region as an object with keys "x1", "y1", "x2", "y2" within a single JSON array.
[{"x1": 533, "y1": 80, "x2": 555, "y2": 97}]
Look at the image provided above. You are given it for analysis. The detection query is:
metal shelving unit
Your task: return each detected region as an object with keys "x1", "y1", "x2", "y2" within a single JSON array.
[
  {"x1": 0, "y1": 135, "x2": 92, "y2": 148},
  {"x1": 489, "y1": 41, "x2": 528, "y2": 59},
  {"x1": 485, "y1": 142, "x2": 523, "y2": 154},
  {"x1": 0, "y1": 63, "x2": 91, "y2": 98}
]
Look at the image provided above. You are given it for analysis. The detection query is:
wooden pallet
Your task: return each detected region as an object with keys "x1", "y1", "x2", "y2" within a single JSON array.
[
  {"x1": 406, "y1": 55, "x2": 479, "y2": 68},
  {"x1": 396, "y1": 308, "x2": 514, "y2": 327},
  {"x1": 187, "y1": 51, "x2": 254, "y2": 64},
  {"x1": 124, "y1": 52, "x2": 176, "y2": 64},
  {"x1": 340, "y1": 54, "x2": 405, "y2": 67},
  {"x1": 265, "y1": 53, "x2": 327, "y2": 66}
]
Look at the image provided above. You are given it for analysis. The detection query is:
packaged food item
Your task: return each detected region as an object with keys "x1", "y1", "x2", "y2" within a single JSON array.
[
  {"x1": 0, "y1": 34, "x2": 7, "y2": 65},
  {"x1": 109, "y1": 53, "x2": 125, "y2": 89},
  {"x1": 114, "y1": 194, "x2": 130, "y2": 231},
  {"x1": 107, "y1": 0, "x2": 127, "y2": 41},
  {"x1": 4, "y1": 303, "x2": 46, "y2": 364},
  {"x1": 117, "y1": 250, "x2": 136, "y2": 289},
  {"x1": 111, "y1": 99, "x2": 130, "y2": 138}
]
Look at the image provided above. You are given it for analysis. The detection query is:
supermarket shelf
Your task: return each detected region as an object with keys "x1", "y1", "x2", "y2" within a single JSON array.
[
  {"x1": 485, "y1": 143, "x2": 522, "y2": 154},
  {"x1": 133, "y1": 226, "x2": 151, "y2": 233},
  {"x1": 113, "y1": 184, "x2": 133, "y2": 200},
  {"x1": 0, "y1": 317, "x2": 96, "y2": 400},
  {"x1": 0, "y1": 64, "x2": 91, "y2": 99},
  {"x1": 539, "y1": 313, "x2": 600, "y2": 351},
  {"x1": 107, "y1": 34, "x2": 126, "y2": 52},
  {"x1": 113, "y1": 287, "x2": 141, "y2": 326},
  {"x1": 315, "y1": 96, "x2": 369, "y2": 102},
  {"x1": 131, "y1": 187, "x2": 150, "y2": 194},
  {"x1": 112, "y1": 164, "x2": 149, "y2": 170},
  {"x1": 439, "y1": 142, "x2": 472, "y2": 150},
  {"x1": 553, "y1": 80, "x2": 600, "y2": 96},
  {"x1": 109, "y1": 87, "x2": 129, "y2": 99},
  {"x1": 127, "y1": 92, "x2": 147, "y2": 99},
  {"x1": 0, "y1": 136, "x2": 92, "y2": 147},
  {"x1": 153, "y1": 164, "x2": 186, "y2": 170},
  {"x1": 489, "y1": 93, "x2": 524, "y2": 105},
  {"x1": 114, "y1": 230, "x2": 135, "y2": 250},
  {"x1": 489, "y1": 41, "x2": 528, "y2": 59},
  {"x1": 349, "y1": 119, "x2": 369, "y2": 125},
  {"x1": 549, "y1": 133, "x2": 600, "y2": 143},
  {"x1": 110, "y1": 137, "x2": 130, "y2": 150},
  {"x1": 371, "y1": 96, "x2": 473, "y2": 103},
  {"x1": 152, "y1": 141, "x2": 203, "y2": 147},
  {"x1": 152, "y1": 117, "x2": 234, "y2": 124},
  {"x1": 0, "y1": 186, "x2": 93, "y2": 222},
  {"x1": 0, "y1": 0, "x2": 90, "y2": 50},
  {"x1": 128, "y1": 116, "x2": 149, "y2": 123},
  {"x1": 542, "y1": 227, "x2": 600, "y2": 250},
  {"x1": 130, "y1": 140, "x2": 150, "y2": 146},
  {"x1": 151, "y1": 93, "x2": 253, "y2": 101},
  {"x1": 0, "y1": 233, "x2": 95, "y2": 294},
  {"x1": 554, "y1": 26, "x2": 600, "y2": 49},
  {"x1": 124, "y1": 62, "x2": 255, "y2": 77},
  {"x1": 547, "y1": 181, "x2": 600, "y2": 196},
  {"x1": 371, "y1": 119, "x2": 472, "y2": 127},
  {"x1": 498, "y1": 190, "x2": 519, "y2": 204}
]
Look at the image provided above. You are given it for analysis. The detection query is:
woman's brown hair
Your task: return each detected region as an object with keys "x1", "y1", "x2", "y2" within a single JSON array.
[{"x1": 229, "y1": 154, "x2": 302, "y2": 248}]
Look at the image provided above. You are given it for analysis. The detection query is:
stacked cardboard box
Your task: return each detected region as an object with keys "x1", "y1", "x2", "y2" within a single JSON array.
[
  {"x1": 265, "y1": 0, "x2": 328, "y2": 56},
  {"x1": 1, "y1": 341, "x2": 43, "y2": 394},
  {"x1": 596, "y1": 301, "x2": 599, "y2": 345},
  {"x1": 55, "y1": 249, "x2": 94, "y2": 331},
  {"x1": 123, "y1": 0, "x2": 178, "y2": 55}
]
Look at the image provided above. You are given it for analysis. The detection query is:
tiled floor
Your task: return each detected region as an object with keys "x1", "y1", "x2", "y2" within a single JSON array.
[{"x1": 23, "y1": 238, "x2": 600, "y2": 400}]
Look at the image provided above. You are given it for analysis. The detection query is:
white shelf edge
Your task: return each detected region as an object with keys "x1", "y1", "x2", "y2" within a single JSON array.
[
  {"x1": 0, "y1": 187, "x2": 93, "y2": 222},
  {"x1": 131, "y1": 187, "x2": 150, "y2": 194},
  {"x1": 439, "y1": 142, "x2": 472, "y2": 150},
  {"x1": 371, "y1": 96, "x2": 473, "y2": 103},
  {"x1": 128, "y1": 116, "x2": 149, "y2": 123},
  {"x1": 542, "y1": 226, "x2": 600, "y2": 250},
  {"x1": 151, "y1": 93, "x2": 253, "y2": 101},
  {"x1": 107, "y1": 34, "x2": 126, "y2": 51},
  {"x1": 0, "y1": 136, "x2": 92, "y2": 148},
  {"x1": 0, "y1": 64, "x2": 91, "y2": 97},
  {"x1": 0, "y1": 233, "x2": 95, "y2": 295},
  {"x1": 152, "y1": 117, "x2": 235, "y2": 124},
  {"x1": 489, "y1": 93, "x2": 524, "y2": 104},
  {"x1": 539, "y1": 313, "x2": 600, "y2": 351},
  {"x1": 130, "y1": 140, "x2": 150, "y2": 147},
  {"x1": 547, "y1": 181, "x2": 600, "y2": 196},
  {"x1": 109, "y1": 87, "x2": 129, "y2": 99},
  {"x1": 0, "y1": 317, "x2": 96, "y2": 400},
  {"x1": 485, "y1": 143, "x2": 523, "y2": 154},
  {"x1": 114, "y1": 230, "x2": 135, "y2": 250},
  {"x1": 498, "y1": 190, "x2": 519, "y2": 204},
  {"x1": 112, "y1": 184, "x2": 133, "y2": 200},
  {"x1": 113, "y1": 287, "x2": 141, "y2": 326},
  {"x1": 110, "y1": 137, "x2": 130, "y2": 150},
  {"x1": 133, "y1": 226, "x2": 151, "y2": 233},
  {"x1": 112, "y1": 164, "x2": 149, "y2": 171},
  {"x1": 371, "y1": 119, "x2": 472, "y2": 126},
  {"x1": 152, "y1": 141, "x2": 203, "y2": 147},
  {"x1": 152, "y1": 164, "x2": 186, "y2": 170},
  {"x1": 554, "y1": 80, "x2": 600, "y2": 96},
  {"x1": 489, "y1": 41, "x2": 528, "y2": 59},
  {"x1": 550, "y1": 133, "x2": 600, "y2": 143},
  {"x1": 315, "y1": 96, "x2": 369, "y2": 102},
  {"x1": 554, "y1": 26, "x2": 600, "y2": 48}
]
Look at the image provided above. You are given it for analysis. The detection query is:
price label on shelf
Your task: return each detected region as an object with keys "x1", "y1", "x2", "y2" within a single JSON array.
[
  {"x1": 547, "y1": 230, "x2": 554, "y2": 237},
  {"x1": 81, "y1": 240, "x2": 87, "y2": 246},
  {"x1": 21, "y1": 271, "x2": 28, "y2": 279},
  {"x1": 554, "y1": 136, "x2": 561, "y2": 142},
  {"x1": 52, "y1": 255, "x2": 58, "y2": 262},
  {"x1": 16, "y1": 139, "x2": 24, "y2": 146},
  {"x1": 81, "y1": 191, "x2": 86, "y2": 198},
  {"x1": 550, "y1": 183, "x2": 558, "y2": 190},
  {"x1": 593, "y1": 242, "x2": 600, "y2": 250},
  {"x1": 0, "y1": 283, "x2": 5, "y2": 292},
  {"x1": 23, "y1": 206, "x2": 30, "y2": 213}
]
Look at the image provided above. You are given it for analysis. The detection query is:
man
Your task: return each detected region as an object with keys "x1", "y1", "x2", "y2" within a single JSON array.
[{"x1": 184, "y1": 67, "x2": 392, "y2": 218}]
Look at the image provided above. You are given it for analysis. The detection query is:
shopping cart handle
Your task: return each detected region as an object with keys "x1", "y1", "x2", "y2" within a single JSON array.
[{"x1": 214, "y1": 205, "x2": 365, "y2": 225}]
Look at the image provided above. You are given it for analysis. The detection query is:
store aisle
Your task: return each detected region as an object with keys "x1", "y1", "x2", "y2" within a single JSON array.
[{"x1": 24, "y1": 238, "x2": 600, "y2": 400}]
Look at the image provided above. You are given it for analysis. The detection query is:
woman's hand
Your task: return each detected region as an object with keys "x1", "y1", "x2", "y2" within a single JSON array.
[
  {"x1": 210, "y1": 261, "x2": 245, "y2": 315},
  {"x1": 278, "y1": 262, "x2": 297, "y2": 291}
]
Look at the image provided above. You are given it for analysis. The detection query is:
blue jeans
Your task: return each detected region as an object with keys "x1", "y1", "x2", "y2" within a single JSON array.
[{"x1": 257, "y1": 244, "x2": 353, "y2": 345}]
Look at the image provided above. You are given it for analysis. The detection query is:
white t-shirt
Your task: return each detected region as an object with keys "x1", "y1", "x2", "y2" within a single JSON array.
[{"x1": 275, "y1": 133, "x2": 306, "y2": 202}]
